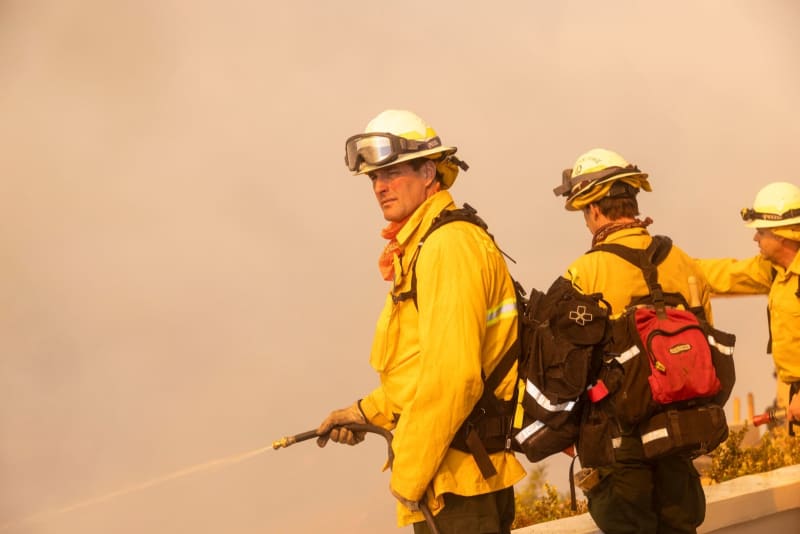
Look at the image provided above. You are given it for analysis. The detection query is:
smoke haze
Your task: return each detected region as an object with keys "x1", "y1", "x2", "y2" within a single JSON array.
[{"x1": 1, "y1": 1, "x2": 798, "y2": 532}]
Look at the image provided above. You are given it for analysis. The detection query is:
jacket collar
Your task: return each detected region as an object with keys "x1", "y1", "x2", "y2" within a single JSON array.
[
  {"x1": 395, "y1": 190, "x2": 456, "y2": 247},
  {"x1": 782, "y1": 250, "x2": 800, "y2": 277}
]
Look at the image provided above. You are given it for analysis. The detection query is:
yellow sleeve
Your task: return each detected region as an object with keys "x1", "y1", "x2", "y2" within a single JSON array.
[
  {"x1": 359, "y1": 387, "x2": 396, "y2": 430},
  {"x1": 695, "y1": 255, "x2": 773, "y2": 295}
]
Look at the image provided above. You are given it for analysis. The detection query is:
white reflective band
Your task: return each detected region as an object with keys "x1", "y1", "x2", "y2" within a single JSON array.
[
  {"x1": 708, "y1": 335, "x2": 734, "y2": 355},
  {"x1": 641, "y1": 427, "x2": 670, "y2": 444},
  {"x1": 616, "y1": 345, "x2": 640, "y2": 365},
  {"x1": 612, "y1": 437, "x2": 622, "y2": 449},
  {"x1": 514, "y1": 420, "x2": 545, "y2": 444},
  {"x1": 525, "y1": 380, "x2": 576, "y2": 413},
  {"x1": 486, "y1": 298, "x2": 518, "y2": 326}
]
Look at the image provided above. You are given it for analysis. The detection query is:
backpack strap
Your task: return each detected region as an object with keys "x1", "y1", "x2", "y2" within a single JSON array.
[
  {"x1": 766, "y1": 267, "x2": 778, "y2": 354},
  {"x1": 591, "y1": 235, "x2": 673, "y2": 318},
  {"x1": 391, "y1": 203, "x2": 490, "y2": 306}
]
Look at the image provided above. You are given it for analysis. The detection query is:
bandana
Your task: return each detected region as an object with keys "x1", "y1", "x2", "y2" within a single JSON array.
[
  {"x1": 378, "y1": 218, "x2": 409, "y2": 281},
  {"x1": 592, "y1": 217, "x2": 654, "y2": 247},
  {"x1": 376, "y1": 175, "x2": 443, "y2": 281}
]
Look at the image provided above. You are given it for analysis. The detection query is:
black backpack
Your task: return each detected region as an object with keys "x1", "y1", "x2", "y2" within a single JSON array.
[{"x1": 511, "y1": 276, "x2": 611, "y2": 463}]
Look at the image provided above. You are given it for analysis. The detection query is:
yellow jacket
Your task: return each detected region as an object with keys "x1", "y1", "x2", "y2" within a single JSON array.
[
  {"x1": 359, "y1": 190, "x2": 525, "y2": 527},
  {"x1": 564, "y1": 227, "x2": 714, "y2": 322},
  {"x1": 696, "y1": 254, "x2": 800, "y2": 383}
]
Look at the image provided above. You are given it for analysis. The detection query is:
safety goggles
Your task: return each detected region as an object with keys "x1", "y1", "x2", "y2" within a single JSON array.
[
  {"x1": 344, "y1": 132, "x2": 442, "y2": 172},
  {"x1": 740, "y1": 207, "x2": 800, "y2": 222}
]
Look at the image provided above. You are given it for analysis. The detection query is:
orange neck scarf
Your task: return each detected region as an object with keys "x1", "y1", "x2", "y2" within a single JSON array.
[
  {"x1": 377, "y1": 182, "x2": 441, "y2": 281},
  {"x1": 378, "y1": 217, "x2": 409, "y2": 281}
]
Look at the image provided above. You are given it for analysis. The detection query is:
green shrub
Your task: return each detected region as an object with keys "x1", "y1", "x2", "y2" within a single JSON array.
[
  {"x1": 704, "y1": 424, "x2": 800, "y2": 484},
  {"x1": 512, "y1": 464, "x2": 588, "y2": 529}
]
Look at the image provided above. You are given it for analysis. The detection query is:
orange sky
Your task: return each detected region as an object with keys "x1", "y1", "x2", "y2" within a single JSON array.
[{"x1": 1, "y1": 1, "x2": 799, "y2": 533}]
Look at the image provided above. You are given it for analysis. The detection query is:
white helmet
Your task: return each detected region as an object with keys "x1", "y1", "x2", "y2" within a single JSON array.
[
  {"x1": 344, "y1": 110, "x2": 458, "y2": 176},
  {"x1": 741, "y1": 182, "x2": 800, "y2": 228},
  {"x1": 554, "y1": 148, "x2": 650, "y2": 211}
]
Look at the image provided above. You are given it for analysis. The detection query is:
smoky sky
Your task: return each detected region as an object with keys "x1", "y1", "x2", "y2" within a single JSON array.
[{"x1": 1, "y1": 1, "x2": 798, "y2": 533}]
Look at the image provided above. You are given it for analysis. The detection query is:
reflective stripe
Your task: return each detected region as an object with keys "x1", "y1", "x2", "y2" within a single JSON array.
[
  {"x1": 525, "y1": 380, "x2": 576, "y2": 413},
  {"x1": 486, "y1": 298, "x2": 518, "y2": 326},
  {"x1": 708, "y1": 335, "x2": 734, "y2": 355},
  {"x1": 513, "y1": 380, "x2": 526, "y2": 429},
  {"x1": 616, "y1": 345, "x2": 640, "y2": 365},
  {"x1": 514, "y1": 420, "x2": 545, "y2": 444},
  {"x1": 641, "y1": 427, "x2": 670, "y2": 444},
  {"x1": 612, "y1": 437, "x2": 622, "y2": 449}
]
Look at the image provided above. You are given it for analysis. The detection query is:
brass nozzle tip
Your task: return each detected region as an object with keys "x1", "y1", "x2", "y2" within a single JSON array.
[{"x1": 271, "y1": 436, "x2": 295, "y2": 450}]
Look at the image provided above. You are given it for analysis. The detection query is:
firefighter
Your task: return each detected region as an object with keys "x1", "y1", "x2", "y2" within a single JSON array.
[
  {"x1": 315, "y1": 110, "x2": 525, "y2": 533},
  {"x1": 697, "y1": 182, "x2": 800, "y2": 424},
  {"x1": 553, "y1": 148, "x2": 715, "y2": 534}
]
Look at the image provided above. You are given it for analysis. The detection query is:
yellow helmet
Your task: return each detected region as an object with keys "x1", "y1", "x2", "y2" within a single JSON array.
[
  {"x1": 344, "y1": 109, "x2": 465, "y2": 188},
  {"x1": 741, "y1": 181, "x2": 800, "y2": 228},
  {"x1": 554, "y1": 148, "x2": 651, "y2": 211}
]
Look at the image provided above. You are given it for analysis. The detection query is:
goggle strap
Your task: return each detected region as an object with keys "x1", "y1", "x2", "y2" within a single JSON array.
[
  {"x1": 402, "y1": 136, "x2": 441, "y2": 152},
  {"x1": 553, "y1": 168, "x2": 574, "y2": 196}
]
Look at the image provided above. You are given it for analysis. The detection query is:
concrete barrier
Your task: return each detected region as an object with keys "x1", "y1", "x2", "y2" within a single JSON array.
[{"x1": 513, "y1": 464, "x2": 800, "y2": 534}]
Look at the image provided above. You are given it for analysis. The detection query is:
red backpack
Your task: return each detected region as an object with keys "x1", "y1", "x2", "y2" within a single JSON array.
[
  {"x1": 579, "y1": 236, "x2": 736, "y2": 463},
  {"x1": 592, "y1": 236, "x2": 727, "y2": 407},
  {"x1": 634, "y1": 303, "x2": 720, "y2": 404}
]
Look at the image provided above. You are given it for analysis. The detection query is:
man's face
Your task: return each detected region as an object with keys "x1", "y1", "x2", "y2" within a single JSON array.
[
  {"x1": 369, "y1": 160, "x2": 435, "y2": 222},
  {"x1": 754, "y1": 228, "x2": 783, "y2": 263}
]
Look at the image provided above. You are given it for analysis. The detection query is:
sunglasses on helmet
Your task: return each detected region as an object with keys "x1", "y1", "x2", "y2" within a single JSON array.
[
  {"x1": 344, "y1": 132, "x2": 442, "y2": 172},
  {"x1": 740, "y1": 207, "x2": 800, "y2": 222}
]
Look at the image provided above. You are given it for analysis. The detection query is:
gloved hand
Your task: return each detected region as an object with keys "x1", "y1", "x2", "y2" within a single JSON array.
[{"x1": 316, "y1": 401, "x2": 366, "y2": 447}]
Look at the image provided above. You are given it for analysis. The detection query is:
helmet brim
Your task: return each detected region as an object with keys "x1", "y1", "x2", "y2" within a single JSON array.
[{"x1": 565, "y1": 171, "x2": 649, "y2": 211}]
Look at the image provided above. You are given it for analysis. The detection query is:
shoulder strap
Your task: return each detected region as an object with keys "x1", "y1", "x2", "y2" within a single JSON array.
[
  {"x1": 392, "y1": 203, "x2": 490, "y2": 306},
  {"x1": 590, "y1": 235, "x2": 673, "y2": 318},
  {"x1": 394, "y1": 203, "x2": 520, "y2": 384},
  {"x1": 484, "y1": 280, "x2": 526, "y2": 390},
  {"x1": 393, "y1": 204, "x2": 522, "y2": 387}
]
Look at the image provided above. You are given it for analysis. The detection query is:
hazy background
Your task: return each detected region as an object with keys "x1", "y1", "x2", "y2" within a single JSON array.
[{"x1": 1, "y1": 1, "x2": 798, "y2": 533}]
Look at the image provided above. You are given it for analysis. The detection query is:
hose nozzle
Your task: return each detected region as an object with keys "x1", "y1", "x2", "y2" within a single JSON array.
[
  {"x1": 271, "y1": 436, "x2": 294, "y2": 450},
  {"x1": 271, "y1": 430, "x2": 318, "y2": 450},
  {"x1": 752, "y1": 407, "x2": 787, "y2": 427}
]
